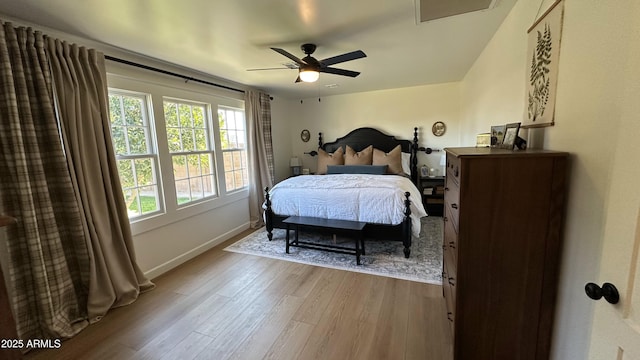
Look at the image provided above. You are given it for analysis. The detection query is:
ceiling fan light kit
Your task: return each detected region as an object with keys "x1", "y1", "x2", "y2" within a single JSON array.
[
  {"x1": 299, "y1": 69, "x2": 320, "y2": 83},
  {"x1": 255, "y1": 43, "x2": 366, "y2": 83}
]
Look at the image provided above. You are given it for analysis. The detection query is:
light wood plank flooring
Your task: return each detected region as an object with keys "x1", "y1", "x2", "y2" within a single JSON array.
[{"x1": 24, "y1": 229, "x2": 452, "y2": 360}]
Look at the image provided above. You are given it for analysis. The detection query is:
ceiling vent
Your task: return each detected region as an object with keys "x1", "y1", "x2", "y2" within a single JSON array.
[{"x1": 415, "y1": 0, "x2": 498, "y2": 23}]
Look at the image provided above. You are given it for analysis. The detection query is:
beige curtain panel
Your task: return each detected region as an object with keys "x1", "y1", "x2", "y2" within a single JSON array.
[
  {"x1": 0, "y1": 20, "x2": 153, "y2": 343},
  {"x1": 246, "y1": 91, "x2": 274, "y2": 228},
  {"x1": 46, "y1": 38, "x2": 154, "y2": 323}
]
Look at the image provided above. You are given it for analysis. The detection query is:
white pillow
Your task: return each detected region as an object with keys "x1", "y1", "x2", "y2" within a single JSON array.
[{"x1": 401, "y1": 152, "x2": 411, "y2": 175}]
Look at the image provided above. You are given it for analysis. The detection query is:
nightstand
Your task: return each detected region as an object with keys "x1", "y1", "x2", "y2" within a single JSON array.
[{"x1": 419, "y1": 176, "x2": 445, "y2": 216}]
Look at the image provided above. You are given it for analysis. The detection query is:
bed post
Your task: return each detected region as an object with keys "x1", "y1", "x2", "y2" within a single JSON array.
[
  {"x1": 411, "y1": 127, "x2": 419, "y2": 185},
  {"x1": 264, "y1": 187, "x2": 274, "y2": 240},
  {"x1": 403, "y1": 191, "x2": 412, "y2": 258}
]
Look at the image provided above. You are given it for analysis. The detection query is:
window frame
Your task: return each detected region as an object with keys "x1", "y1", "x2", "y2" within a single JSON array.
[
  {"x1": 106, "y1": 73, "x2": 248, "y2": 236},
  {"x1": 108, "y1": 89, "x2": 164, "y2": 221},
  {"x1": 163, "y1": 97, "x2": 219, "y2": 207},
  {"x1": 218, "y1": 106, "x2": 249, "y2": 193}
]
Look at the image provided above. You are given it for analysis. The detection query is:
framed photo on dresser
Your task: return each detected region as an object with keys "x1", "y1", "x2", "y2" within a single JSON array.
[{"x1": 501, "y1": 122, "x2": 521, "y2": 149}]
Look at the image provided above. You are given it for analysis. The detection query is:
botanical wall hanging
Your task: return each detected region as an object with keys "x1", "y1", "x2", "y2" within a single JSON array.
[{"x1": 523, "y1": 0, "x2": 565, "y2": 128}]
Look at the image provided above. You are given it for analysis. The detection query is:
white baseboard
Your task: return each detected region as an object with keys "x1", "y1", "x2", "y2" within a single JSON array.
[{"x1": 143, "y1": 222, "x2": 250, "y2": 280}]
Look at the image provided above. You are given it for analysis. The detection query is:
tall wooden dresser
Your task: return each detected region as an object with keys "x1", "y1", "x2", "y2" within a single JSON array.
[{"x1": 442, "y1": 147, "x2": 568, "y2": 360}]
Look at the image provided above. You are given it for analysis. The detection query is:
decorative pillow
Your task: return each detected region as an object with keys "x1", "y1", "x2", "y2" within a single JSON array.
[
  {"x1": 326, "y1": 165, "x2": 388, "y2": 175},
  {"x1": 316, "y1": 147, "x2": 344, "y2": 175},
  {"x1": 373, "y1": 145, "x2": 404, "y2": 175},
  {"x1": 401, "y1": 152, "x2": 411, "y2": 175},
  {"x1": 345, "y1": 145, "x2": 373, "y2": 165}
]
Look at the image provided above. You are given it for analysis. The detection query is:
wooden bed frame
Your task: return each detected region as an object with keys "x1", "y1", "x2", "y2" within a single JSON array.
[{"x1": 264, "y1": 127, "x2": 420, "y2": 258}]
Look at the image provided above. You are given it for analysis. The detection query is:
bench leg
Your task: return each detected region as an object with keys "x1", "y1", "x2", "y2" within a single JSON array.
[
  {"x1": 355, "y1": 232, "x2": 361, "y2": 265},
  {"x1": 285, "y1": 224, "x2": 290, "y2": 254}
]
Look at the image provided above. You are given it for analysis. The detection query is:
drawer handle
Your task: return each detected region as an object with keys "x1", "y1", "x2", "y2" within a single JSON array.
[
  {"x1": 451, "y1": 203, "x2": 458, "y2": 209},
  {"x1": 449, "y1": 241, "x2": 456, "y2": 249},
  {"x1": 447, "y1": 312, "x2": 454, "y2": 322},
  {"x1": 444, "y1": 187, "x2": 449, "y2": 191},
  {"x1": 454, "y1": 167, "x2": 459, "y2": 177},
  {"x1": 444, "y1": 216, "x2": 448, "y2": 222},
  {"x1": 448, "y1": 277, "x2": 455, "y2": 286}
]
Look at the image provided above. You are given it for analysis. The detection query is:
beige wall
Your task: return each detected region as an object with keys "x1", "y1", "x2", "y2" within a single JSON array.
[
  {"x1": 460, "y1": 0, "x2": 637, "y2": 358},
  {"x1": 269, "y1": 97, "x2": 297, "y2": 182},
  {"x1": 270, "y1": 82, "x2": 462, "y2": 182}
]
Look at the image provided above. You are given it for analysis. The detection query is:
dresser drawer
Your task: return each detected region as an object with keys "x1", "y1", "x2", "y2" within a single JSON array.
[
  {"x1": 445, "y1": 171, "x2": 460, "y2": 202},
  {"x1": 444, "y1": 246, "x2": 457, "y2": 302},
  {"x1": 446, "y1": 154, "x2": 461, "y2": 184},
  {"x1": 443, "y1": 268, "x2": 456, "y2": 333},
  {"x1": 444, "y1": 180, "x2": 460, "y2": 231},
  {"x1": 443, "y1": 211, "x2": 458, "y2": 265}
]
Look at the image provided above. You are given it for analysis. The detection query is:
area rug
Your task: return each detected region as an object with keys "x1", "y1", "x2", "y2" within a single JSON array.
[{"x1": 224, "y1": 216, "x2": 443, "y2": 284}]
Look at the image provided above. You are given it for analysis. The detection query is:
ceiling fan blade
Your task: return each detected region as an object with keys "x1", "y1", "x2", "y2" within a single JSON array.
[
  {"x1": 246, "y1": 67, "x2": 292, "y2": 71},
  {"x1": 271, "y1": 47, "x2": 307, "y2": 66},
  {"x1": 319, "y1": 50, "x2": 366, "y2": 67},
  {"x1": 320, "y1": 67, "x2": 361, "y2": 78}
]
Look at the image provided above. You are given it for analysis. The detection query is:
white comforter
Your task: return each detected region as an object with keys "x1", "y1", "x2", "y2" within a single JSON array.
[{"x1": 265, "y1": 174, "x2": 427, "y2": 237}]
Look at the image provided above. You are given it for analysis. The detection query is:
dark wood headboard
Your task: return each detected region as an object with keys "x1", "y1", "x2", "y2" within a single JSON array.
[{"x1": 320, "y1": 127, "x2": 420, "y2": 184}]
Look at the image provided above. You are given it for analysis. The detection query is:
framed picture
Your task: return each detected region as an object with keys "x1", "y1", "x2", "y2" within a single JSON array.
[
  {"x1": 420, "y1": 165, "x2": 430, "y2": 178},
  {"x1": 432, "y1": 121, "x2": 446, "y2": 136},
  {"x1": 300, "y1": 129, "x2": 311, "y2": 142},
  {"x1": 476, "y1": 133, "x2": 491, "y2": 147},
  {"x1": 502, "y1": 122, "x2": 521, "y2": 149},
  {"x1": 523, "y1": 0, "x2": 565, "y2": 128},
  {"x1": 491, "y1": 125, "x2": 506, "y2": 146}
]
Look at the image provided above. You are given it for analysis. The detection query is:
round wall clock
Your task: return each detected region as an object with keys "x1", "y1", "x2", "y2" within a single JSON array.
[
  {"x1": 432, "y1": 121, "x2": 446, "y2": 137},
  {"x1": 300, "y1": 129, "x2": 311, "y2": 142}
]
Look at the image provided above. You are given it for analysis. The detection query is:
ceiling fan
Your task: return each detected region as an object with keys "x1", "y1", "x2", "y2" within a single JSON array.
[{"x1": 248, "y1": 43, "x2": 366, "y2": 83}]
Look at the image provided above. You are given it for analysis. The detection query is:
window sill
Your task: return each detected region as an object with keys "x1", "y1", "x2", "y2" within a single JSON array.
[{"x1": 129, "y1": 189, "x2": 249, "y2": 236}]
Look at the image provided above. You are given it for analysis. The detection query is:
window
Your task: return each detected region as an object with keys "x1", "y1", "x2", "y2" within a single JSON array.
[
  {"x1": 107, "y1": 74, "x2": 248, "y2": 232},
  {"x1": 218, "y1": 107, "x2": 248, "y2": 192},
  {"x1": 164, "y1": 99, "x2": 217, "y2": 205},
  {"x1": 108, "y1": 91, "x2": 162, "y2": 218}
]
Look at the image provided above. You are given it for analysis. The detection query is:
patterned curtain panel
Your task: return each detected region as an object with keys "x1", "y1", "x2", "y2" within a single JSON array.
[
  {"x1": 246, "y1": 91, "x2": 274, "y2": 228},
  {"x1": 0, "y1": 22, "x2": 90, "y2": 340},
  {"x1": 46, "y1": 38, "x2": 155, "y2": 322}
]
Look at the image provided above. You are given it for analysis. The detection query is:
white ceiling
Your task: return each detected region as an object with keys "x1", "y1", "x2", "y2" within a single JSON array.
[{"x1": 0, "y1": 0, "x2": 517, "y2": 98}]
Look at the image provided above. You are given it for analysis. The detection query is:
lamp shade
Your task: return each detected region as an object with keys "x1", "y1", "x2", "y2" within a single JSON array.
[{"x1": 299, "y1": 69, "x2": 319, "y2": 83}]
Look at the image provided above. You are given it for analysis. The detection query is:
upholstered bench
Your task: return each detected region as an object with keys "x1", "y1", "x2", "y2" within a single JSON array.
[{"x1": 283, "y1": 216, "x2": 367, "y2": 265}]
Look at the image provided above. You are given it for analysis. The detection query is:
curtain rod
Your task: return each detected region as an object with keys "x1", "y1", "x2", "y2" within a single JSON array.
[{"x1": 105, "y1": 55, "x2": 245, "y2": 94}]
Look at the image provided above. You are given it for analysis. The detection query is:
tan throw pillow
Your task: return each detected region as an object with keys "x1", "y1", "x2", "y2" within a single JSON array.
[
  {"x1": 373, "y1": 145, "x2": 404, "y2": 175},
  {"x1": 345, "y1": 145, "x2": 373, "y2": 165},
  {"x1": 316, "y1": 147, "x2": 344, "y2": 174}
]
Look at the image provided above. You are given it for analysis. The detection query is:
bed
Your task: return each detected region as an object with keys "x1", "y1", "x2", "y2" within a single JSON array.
[{"x1": 264, "y1": 127, "x2": 427, "y2": 258}]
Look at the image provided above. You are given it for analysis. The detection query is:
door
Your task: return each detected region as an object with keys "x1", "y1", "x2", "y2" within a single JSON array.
[{"x1": 587, "y1": 2, "x2": 640, "y2": 357}]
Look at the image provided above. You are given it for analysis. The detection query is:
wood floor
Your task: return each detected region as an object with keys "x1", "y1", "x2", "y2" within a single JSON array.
[{"x1": 24, "y1": 229, "x2": 453, "y2": 360}]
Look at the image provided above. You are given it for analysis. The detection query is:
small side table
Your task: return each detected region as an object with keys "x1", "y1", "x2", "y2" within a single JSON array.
[{"x1": 419, "y1": 176, "x2": 445, "y2": 216}]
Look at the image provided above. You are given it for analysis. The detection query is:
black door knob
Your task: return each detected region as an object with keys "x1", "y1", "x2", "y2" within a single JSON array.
[{"x1": 585, "y1": 282, "x2": 620, "y2": 304}]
